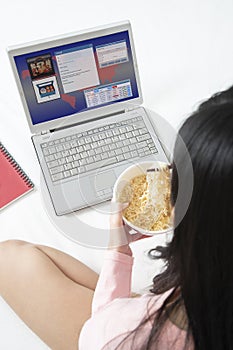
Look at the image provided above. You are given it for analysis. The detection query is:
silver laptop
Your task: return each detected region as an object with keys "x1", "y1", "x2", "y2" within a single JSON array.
[{"x1": 8, "y1": 20, "x2": 168, "y2": 215}]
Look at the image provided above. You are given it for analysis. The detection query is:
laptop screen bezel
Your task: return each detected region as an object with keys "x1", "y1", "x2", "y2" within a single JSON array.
[{"x1": 7, "y1": 20, "x2": 143, "y2": 134}]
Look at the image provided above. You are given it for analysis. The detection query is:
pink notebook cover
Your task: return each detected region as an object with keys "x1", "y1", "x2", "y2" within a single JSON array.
[{"x1": 0, "y1": 142, "x2": 34, "y2": 210}]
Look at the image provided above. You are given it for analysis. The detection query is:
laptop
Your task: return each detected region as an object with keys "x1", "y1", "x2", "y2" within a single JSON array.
[{"x1": 7, "y1": 20, "x2": 168, "y2": 215}]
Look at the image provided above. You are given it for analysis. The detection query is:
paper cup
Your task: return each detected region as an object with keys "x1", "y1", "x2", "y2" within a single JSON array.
[{"x1": 112, "y1": 161, "x2": 173, "y2": 236}]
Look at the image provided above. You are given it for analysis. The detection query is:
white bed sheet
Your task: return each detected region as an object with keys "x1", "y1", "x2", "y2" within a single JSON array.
[{"x1": 1, "y1": 0, "x2": 233, "y2": 348}]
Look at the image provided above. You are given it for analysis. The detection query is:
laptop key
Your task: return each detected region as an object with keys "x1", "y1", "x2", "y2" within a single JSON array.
[
  {"x1": 47, "y1": 160, "x2": 59, "y2": 168},
  {"x1": 64, "y1": 170, "x2": 71, "y2": 178},
  {"x1": 52, "y1": 173, "x2": 64, "y2": 182},
  {"x1": 70, "y1": 168, "x2": 78, "y2": 176},
  {"x1": 50, "y1": 165, "x2": 64, "y2": 175}
]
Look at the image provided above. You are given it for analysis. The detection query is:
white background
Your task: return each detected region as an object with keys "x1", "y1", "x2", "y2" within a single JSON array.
[{"x1": 1, "y1": 0, "x2": 233, "y2": 349}]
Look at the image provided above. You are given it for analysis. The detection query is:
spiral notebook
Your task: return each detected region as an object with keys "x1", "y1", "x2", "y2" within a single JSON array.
[{"x1": 0, "y1": 142, "x2": 34, "y2": 210}]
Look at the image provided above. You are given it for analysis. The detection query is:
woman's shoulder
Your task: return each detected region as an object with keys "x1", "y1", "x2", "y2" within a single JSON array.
[{"x1": 138, "y1": 289, "x2": 188, "y2": 332}]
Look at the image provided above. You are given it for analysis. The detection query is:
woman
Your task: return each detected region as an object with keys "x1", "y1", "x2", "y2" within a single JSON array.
[{"x1": 0, "y1": 86, "x2": 233, "y2": 349}]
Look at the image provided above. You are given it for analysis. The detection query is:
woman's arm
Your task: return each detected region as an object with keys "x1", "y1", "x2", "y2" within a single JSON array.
[
  {"x1": 91, "y1": 250, "x2": 133, "y2": 314},
  {"x1": 92, "y1": 202, "x2": 148, "y2": 315}
]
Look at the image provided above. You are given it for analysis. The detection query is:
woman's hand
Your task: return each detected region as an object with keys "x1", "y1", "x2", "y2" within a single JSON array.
[{"x1": 109, "y1": 201, "x2": 149, "y2": 256}]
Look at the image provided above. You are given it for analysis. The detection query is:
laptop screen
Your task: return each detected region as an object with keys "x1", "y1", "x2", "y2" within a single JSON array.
[{"x1": 12, "y1": 26, "x2": 140, "y2": 128}]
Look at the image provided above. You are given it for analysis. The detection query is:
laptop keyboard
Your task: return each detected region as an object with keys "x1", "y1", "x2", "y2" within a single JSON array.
[{"x1": 41, "y1": 116, "x2": 158, "y2": 182}]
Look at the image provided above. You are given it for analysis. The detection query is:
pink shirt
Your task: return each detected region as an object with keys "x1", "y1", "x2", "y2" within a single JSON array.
[{"x1": 79, "y1": 250, "x2": 190, "y2": 349}]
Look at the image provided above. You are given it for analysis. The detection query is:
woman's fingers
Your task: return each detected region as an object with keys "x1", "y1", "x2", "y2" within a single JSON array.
[
  {"x1": 110, "y1": 201, "x2": 128, "y2": 228},
  {"x1": 109, "y1": 201, "x2": 150, "y2": 253},
  {"x1": 109, "y1": 201, "x2": 130, "y2": 249}
]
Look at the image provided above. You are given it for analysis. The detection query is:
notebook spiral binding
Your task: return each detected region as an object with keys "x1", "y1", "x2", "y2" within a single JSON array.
[{"x1": 0, "y1": 142, "x2": 34, "y2": 188}]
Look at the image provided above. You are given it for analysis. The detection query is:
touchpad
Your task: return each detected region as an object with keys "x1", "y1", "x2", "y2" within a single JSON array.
[{"x1": 90, "y1": 170, "x2": 116, "y2": 194}]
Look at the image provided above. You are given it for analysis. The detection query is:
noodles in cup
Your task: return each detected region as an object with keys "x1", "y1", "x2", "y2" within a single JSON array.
[{"x1": 117, "y1": 164, "x2": 172, "y2": 232}]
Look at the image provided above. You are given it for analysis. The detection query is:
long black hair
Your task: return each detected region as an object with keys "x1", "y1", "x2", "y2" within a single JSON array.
[
  {"x1": 169, "y1": 88, "x2": 233, "y2": 349},
  {"x1": 109, "y1": 86, "x2": 233, "y2": 349}
]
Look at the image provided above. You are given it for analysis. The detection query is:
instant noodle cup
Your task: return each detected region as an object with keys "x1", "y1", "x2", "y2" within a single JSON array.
[{"x1": 112, "y1": 161, "x2": 173, "y2": 236}]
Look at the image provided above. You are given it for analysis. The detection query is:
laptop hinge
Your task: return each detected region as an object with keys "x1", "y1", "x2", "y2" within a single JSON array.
[
  {"x1": 125, "y1": 105, "x2": 140, "y2": 112},
  {"x1": 41, "y1": 130, "x2": 50, "y2": 135},
  {"x1": 48, "y1": 109, "x2": 127, "y2": 133}
]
